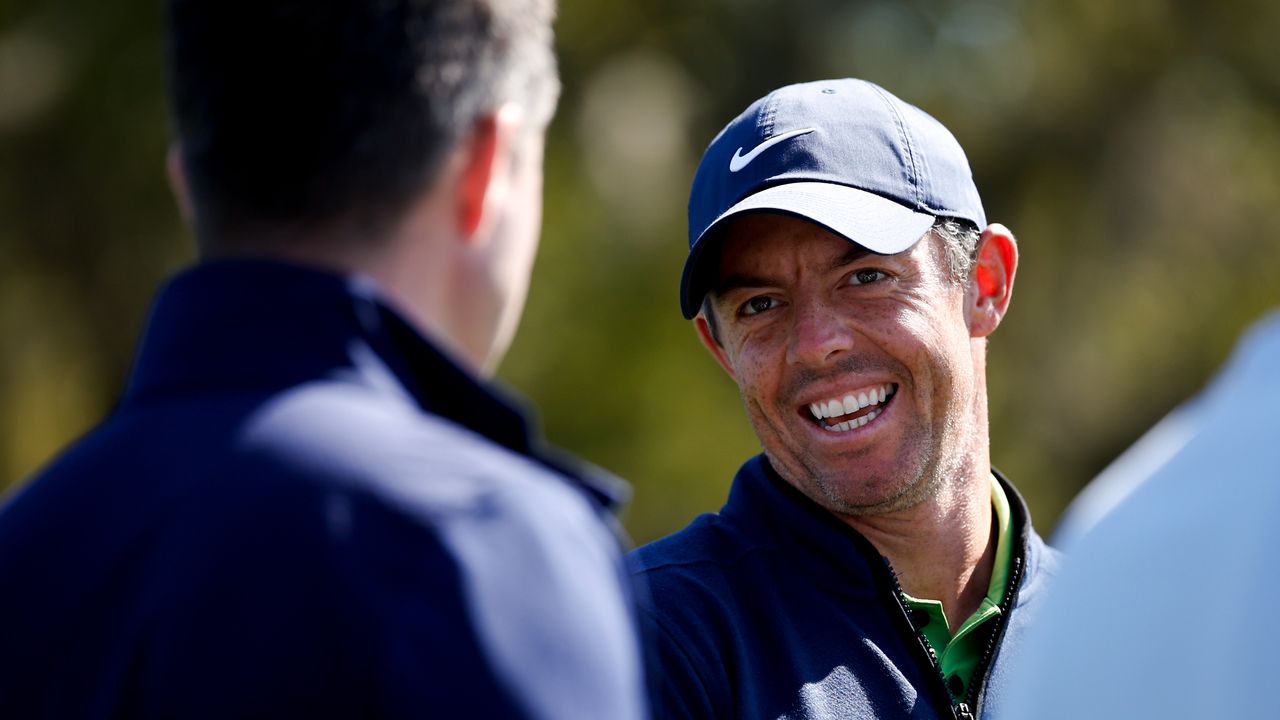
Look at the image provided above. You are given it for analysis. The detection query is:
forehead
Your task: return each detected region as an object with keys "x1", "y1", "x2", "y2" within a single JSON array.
[{"x1": 714, "y1": 213, "x2": 873, "y2": 280}]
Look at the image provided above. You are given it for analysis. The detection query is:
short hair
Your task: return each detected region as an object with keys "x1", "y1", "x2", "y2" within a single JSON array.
[
  {"x1": 166, "y1": 0, "x2": 559, "y2": 251},
  {"x1": 700, "y1": 216, "x2": 981, "y2": 346},
  {"x1": 933, "y1": 216, "x2": 981, "y2": 283}
]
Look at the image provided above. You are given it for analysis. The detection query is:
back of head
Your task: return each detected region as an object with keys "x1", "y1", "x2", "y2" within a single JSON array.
[{"x1": 166, "y1": 0, "x2": 559, "y2": 253}]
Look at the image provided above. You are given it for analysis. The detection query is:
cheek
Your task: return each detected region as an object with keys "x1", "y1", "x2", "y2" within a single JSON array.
[
  {"x1": 726, "y1": 337, "x2": 785, "y2": 403},
  {"x1": 731, "y1": 355, "x2": 774, "y2": 402},
  {"x1": 915, "y1": 312, "x2": 976, "y2": 404},
  {"x1": 878, "y1": 302, "x2": 969, "y2": 391}
]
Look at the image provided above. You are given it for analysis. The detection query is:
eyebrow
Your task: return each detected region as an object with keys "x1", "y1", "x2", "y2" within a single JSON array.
[
  {"x1": 833, "y1": 245, "x2": 873, "y2": 269},
  {"x1": 713, "y1": 245, "x2": 875, "y2": 295},
  {"x1": 714, "y1": 273, "x2": 775, "y2": 295}
]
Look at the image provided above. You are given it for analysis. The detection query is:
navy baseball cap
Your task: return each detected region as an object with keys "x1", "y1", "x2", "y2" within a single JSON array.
[{"x1": 680, "y1": 78, "x2": 987, "y2": 319}]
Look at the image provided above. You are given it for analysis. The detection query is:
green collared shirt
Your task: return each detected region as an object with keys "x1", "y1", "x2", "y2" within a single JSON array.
[{"x1": 901, "y1": 475, "x2": 1013, "y2": 701}]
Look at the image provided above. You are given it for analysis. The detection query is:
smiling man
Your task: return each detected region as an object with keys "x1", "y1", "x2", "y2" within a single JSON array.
[{"x1": 630, "y1": 79, "x2": 1060, "y2": 720}]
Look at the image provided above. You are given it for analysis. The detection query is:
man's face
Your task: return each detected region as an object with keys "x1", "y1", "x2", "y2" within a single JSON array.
[{"x1": 699, "y1": 213, "x2": 986, "y2": 517}]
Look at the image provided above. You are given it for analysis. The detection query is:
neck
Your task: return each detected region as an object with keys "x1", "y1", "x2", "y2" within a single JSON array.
[
  {"x1": 201, "y1": 223, "x2": 486, "y2": 378},
  {"x1": 226, "y1": 193, "x2": 493, "y2": 378},
  {"x1": 362, "y1": 181, "x2": 502, "y2": 378},
  {"x1": 846, "y1": 467, "x2": 995, "y2": 630},
  {"x1": 364, "y1": 237, "x2": 484, "y2": 374}
]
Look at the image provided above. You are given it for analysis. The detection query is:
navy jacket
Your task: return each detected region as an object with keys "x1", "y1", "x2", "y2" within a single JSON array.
[
  {"x1": 630, "y1": 455, "x2": 1058, "y2": 720},
  {"x1": 0, "y1": 261, "x2": 648, "y2": 720}
]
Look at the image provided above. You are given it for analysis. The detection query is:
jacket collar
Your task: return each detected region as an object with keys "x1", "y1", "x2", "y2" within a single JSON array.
[
  {"x1": 123, "y1": 259, "x2": 628, "y2": 509},
  {"x1": 719, "y1": 454, "x2": 1042, "y2": 597},
  {"x1": 720, "y1": 455, "x2": 887, "y2": 597}
]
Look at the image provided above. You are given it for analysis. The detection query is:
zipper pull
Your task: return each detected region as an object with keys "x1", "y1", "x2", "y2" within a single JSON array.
[{"x1": 953, "y1": 702, "x2": 975, "y2": 720}]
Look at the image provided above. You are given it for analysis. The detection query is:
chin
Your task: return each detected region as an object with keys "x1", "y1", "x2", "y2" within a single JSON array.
[{"x1": 791, "y1": 451, "x2": 936, "y2": 517}]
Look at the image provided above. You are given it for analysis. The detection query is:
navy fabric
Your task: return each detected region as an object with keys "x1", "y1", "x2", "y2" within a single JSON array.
[
  {"x1": 0, "y1": 260, "x2": 647, "y2": 720},
  {"x1": 687, "y1": 79, "x2": 985, "y2": 243},
  {"x1": 629, "y1": 455, "x2": 1058, "y2": 720}
]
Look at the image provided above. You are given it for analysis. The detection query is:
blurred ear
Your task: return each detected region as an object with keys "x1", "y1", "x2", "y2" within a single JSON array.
[
  {"x1": 166, "y1": 143, "x2": 194, "y2": 225},
  {"x1": 966, "y1": 223, "x2": 1018, "y2": 338},
  {"x1": 454, "y1": 103, "x2": 524, "y2": 243},
  {"x1": 694, "y1": 310, "x2": 737, "y2": 380}
]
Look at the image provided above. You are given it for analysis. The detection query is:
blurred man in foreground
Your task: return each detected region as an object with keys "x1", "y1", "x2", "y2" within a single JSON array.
[
  {"x1": 0, "y1": 1, "x2": 647, "y2": 717},
  {"x1": 1004, "y1": 309, "x2": 1280, "y2": 719},
  {"x1": 630, "y1": 78, "x2": 1059, "y2": 719}
]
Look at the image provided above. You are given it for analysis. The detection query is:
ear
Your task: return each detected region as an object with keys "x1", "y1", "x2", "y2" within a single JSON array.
[
  {"x1": 166, "y1": 143, "x2": 195, "y2": 225},
  {"x1": 454, "y1": 103, "x2": 524, "y2": 242},
  {"x1": 966, "y1": 223, "x2": 1018, "y2": 338},
  {"x1": 694, "y1": 310, "x2": 738, "y2": 381}
]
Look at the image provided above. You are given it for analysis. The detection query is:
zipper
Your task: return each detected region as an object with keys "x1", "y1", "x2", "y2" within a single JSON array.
[
  {"x1": 874, "y1": 556, "x2": 968, "y2": 720},
  {"x1": 962, "y1": 553, "x2": 1026, "y2": 714},
  {"x1": 801, "y1": 464, "x2": 1035, "y2": 720},
  {"x1": 878, "y1": 548, "x2": 1028, "y2": 720},
  {"x1": 961, "y1": 468, "x2": 1035, "y2": 717}
]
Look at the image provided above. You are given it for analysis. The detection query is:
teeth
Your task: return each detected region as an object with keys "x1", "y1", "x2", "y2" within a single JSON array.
[
  {"x1": 809, "y1": 384, "x2": 895, "y2": 429},
  {"x1": 810, "y1": 385, "x2": 894, "y2": 418},
  {"x1": 821, "y1": 407, "x2": 886, "y2": 433}
]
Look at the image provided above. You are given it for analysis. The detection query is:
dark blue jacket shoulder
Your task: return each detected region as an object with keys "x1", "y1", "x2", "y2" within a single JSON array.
[{"x1": 0, "y1": 262, "x2": 646, "y2": 720}]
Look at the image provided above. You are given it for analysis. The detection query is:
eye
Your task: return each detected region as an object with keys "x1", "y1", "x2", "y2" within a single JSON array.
[
  {"x1": 740, "y1": 296, "x2": 776, "y2": 316},
  {"x1": 849, "y1": 269, "x2": 887, "y2": 286}
]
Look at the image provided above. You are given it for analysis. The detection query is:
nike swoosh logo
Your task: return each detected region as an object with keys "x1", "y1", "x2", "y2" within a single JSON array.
[{"x1": 728, "y1": 127, "x2": 817, "y2": 173}]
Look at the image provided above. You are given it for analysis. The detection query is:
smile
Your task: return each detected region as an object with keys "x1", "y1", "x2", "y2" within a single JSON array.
[{"x1": 805, "y1": 383, "x2": 897, "y2": 432}]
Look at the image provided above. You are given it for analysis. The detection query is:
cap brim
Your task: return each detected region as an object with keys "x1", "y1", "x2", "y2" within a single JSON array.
[{"x1": 679, "y1": 182, "x2": 936, "y2": 318}]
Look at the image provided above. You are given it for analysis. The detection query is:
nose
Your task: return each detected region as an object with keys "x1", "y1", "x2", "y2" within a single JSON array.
[{"x1": 785, "y1": 301, "x2": 855, "y2": 367}]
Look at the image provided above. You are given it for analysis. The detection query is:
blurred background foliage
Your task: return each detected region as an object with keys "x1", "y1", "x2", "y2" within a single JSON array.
[{"x1": 1, "y1": 0, "x2": 1277, "y2": 543}]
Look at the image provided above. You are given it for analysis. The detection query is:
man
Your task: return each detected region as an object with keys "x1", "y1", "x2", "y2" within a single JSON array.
[
  {"x1": 630, "y1": 78, "x2": 1059, "y2": 720},
  {"x1": 1004, "y1": 309, "x2": 1280, "y2": 719},
  {"x1": 0, "y1": 1, "x2": 646, "y2": 718}
]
